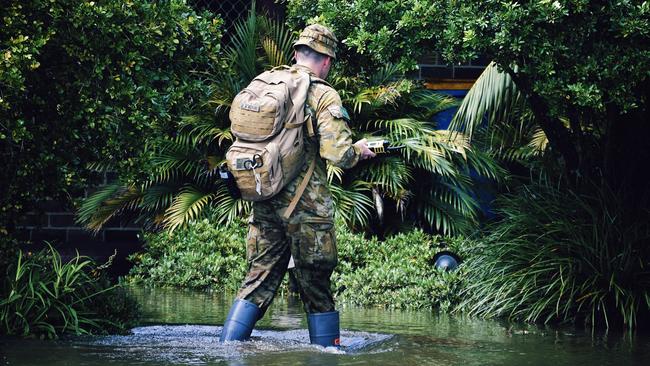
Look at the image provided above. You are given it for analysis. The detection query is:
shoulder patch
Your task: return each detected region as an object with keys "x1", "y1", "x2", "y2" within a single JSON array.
[{"x1": 327, "y1": 105, "x2": 350, "y2": 121}]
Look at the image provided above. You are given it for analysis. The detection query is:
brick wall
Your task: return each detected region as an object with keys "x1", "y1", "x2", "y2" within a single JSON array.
[
  {"x1": 15, "y1": 173, "x2": 142, "y2": 276},
  {"x1": 16, "y1": 172, "x2": 140, "y2": 248},
  {"x1": 17, "y1": 209, "x2": 140, "y2": 247}
]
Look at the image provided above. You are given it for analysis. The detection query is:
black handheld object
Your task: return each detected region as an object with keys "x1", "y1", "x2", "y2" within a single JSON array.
[
  {"x1": 219, "y1": 163, "x2": 242, "y2": 199},
  {"x1": 367, "y1": 140, "x2": 404, "y2": 154}
]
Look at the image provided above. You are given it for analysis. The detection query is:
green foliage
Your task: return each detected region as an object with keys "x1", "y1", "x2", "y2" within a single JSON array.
[
  {"x1": 77, "y1": 5, "x2": 287, "y2": 232},
  {"x1": 1, "y1": 0, "x2": 225, "y2": 234},
  {"x1": 288, "y1": 0, "x2": 650, "y2": 185},
  {"x1": 443, "y1": 0, "x2": 650, "y2": 115},
  {"x1": 300, "y1": 0, "x2": 649, "y2": 127},
  {"x1": 450, "y1": 62, "x2": 552, "y2": 170},
  {"x1": 0, "y1": 245, "x2": 140, "y2": 338},
  {"x1": 444, "y1": 0, "x2": 650, "y2": 184},
  {"x1": 286, "y1": 0, "x2": 446, "y2": 73},
  {"x1": 80, "y1": 5, "x2": 504, "y2": 236},
  {"x1": 127, "y1": 219, "x2": 248, "y2": 291},
  {"x1": 333, "y1": 224, "x2": 467, "y2": 311},
  {"x1": 328, "y1": 65, "x2": 504, "y2": 235},
  {"x1": 458, "y1": 180, "x2": 650, "y2": 329},
  {"x1": 128, "y1": 215, "x2": 466, "y2": 312}
]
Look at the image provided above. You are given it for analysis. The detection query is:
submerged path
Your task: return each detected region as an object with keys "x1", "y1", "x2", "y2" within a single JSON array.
[{"x1": 1, "y1": 287, "x2": 648, "y2": 365}]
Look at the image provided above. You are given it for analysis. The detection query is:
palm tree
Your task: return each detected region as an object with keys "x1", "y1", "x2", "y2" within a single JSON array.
[
  {"x1": 78, "y1": 7, "x2": 503, "y2": 236},
  {"x1": 327, "y1": 65, "x2": 503, "y2": 235},
  {"x1": 450, "y1": 62, "x2": 549, "y2": 165}
]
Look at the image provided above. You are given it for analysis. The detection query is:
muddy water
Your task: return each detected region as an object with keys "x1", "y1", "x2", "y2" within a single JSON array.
[{"x1": 1, "y1": 286, "x2": 649, "y2": 365}]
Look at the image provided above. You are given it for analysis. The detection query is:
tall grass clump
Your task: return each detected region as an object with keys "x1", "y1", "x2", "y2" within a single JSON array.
[
  {"x1": 1, "y1": 245, "x2": 140, "y2": 338},
  {"x1": 459, "y1": 180, "x2": 650, "y2": 329}
]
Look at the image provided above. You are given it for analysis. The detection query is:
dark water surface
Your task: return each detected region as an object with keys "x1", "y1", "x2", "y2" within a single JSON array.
[{"x1": 2, "y1": 286, "x2": 649, "y2": 365}]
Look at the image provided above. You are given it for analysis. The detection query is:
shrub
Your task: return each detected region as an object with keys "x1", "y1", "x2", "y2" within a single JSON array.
[
  {"x1": 458, "y1": 180, "x2": 650, "y2": 329},
  {"x1": 127, "y1": 219, "x2": 248, "y2": 291},
  {"x1": 333, "y1": 224, "x2": 467, "y2": 311},
  {"x1": 0, "y1": 245, "x2": 140, "y2": 338},
  {"x1": 1, "y1": 0, "x2": 225, "y2": 235},
  {"x1": 128, "y1": 215, "x2": 466, "y2": 312},
  {"x1": 285, "y1": 0, "x2": 446, "y2": 73}
]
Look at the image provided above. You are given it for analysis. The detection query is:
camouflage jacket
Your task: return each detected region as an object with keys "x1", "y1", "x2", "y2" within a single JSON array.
[{"x1": 267, "y1": 64, "x2": 361, "y2": 224}]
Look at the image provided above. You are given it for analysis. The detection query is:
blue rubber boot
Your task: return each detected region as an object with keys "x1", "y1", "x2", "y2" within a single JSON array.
[
  {"x1": 307, "y1": 311, "x2": 340, "y2": 348},
  {"x1": 219, "y1": 299, "x2": 261, "y2": 342}
]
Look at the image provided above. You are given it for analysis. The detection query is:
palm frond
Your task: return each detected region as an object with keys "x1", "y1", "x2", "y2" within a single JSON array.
[
  {"x1": 330, "y1": 181, "x2": 374, "y2": 226},
  {"x1": 433, "y1": 179, "x2": 481, "y2": 218},
  {"x1": 177, "y1": 115, "x2": 233, "y2": 148},
  {"x1": 360, "y1": 156, "x2": 412, "y2": 198},
  {"x1": 450, "y1": 62, "x2": 528, "y2": 138},
  {"x1": 259, "y1": 16, "x2": 295, "y2": 67},
  {"x1": 150, "y1": 141, "x2": 204, "y2": 182},
  {"x1": 163, "y1": 186, "x2": 215, "y2": 231},
  {"x1": 212, "y1": 185, "x2": 253, "y2": 225},
  {"x1": 370, "y1": 63, "x2": 403, "y2": 85},
  {"x1": 76, "y1": 183, "x2": 143, "y2": 233},
  {"x1": 528, "y1": 127, "x2": 549, "y2": 154},
  {"x1": 400, "y1": 137, "x2": 457, "y2": 178},
  {"x1": 210, "y1": 73, "x2": 241, "y2": 112},
  {"x1": 86, "y1": 161, "x2": 114, "y2": 173},
  {"x1": 414, "y1": 190, "x2": 475, "y2": 235},
  {"x1": 368, "y1": 118, "x2": 436, "y2": 139},
  {"x1": 408, "y1": 89, "x2": 460, "y2": 119},
  {"x1": 327, "y1": 163, "x2": 345, "y2": 184},
  {"x1": 227, "y1": 4, "x2": 260, "y2": 83},
  {"x1": 349, "y1": 79, "x2": 414, "y2": 115},
  {"x1": 140, "y1": 184, "x2": 177, "y2": 213}
]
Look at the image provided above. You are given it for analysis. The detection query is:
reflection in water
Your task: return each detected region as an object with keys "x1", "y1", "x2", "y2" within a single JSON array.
[{"x1": 1, "y1": 286, "x2": 649, "y2": 366}]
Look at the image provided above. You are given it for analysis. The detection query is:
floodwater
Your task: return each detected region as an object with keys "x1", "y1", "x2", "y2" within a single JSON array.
[{"x1": 2, "y1": 286, "x2": 649, "y2": 365}]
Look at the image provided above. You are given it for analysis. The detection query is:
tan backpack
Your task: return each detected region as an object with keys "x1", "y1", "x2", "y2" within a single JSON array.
[{"x1": 226, "y1": 66, "x2": 315, "y2": 213}]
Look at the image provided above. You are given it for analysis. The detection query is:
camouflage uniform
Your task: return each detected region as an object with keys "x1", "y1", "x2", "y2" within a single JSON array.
[{"x1": 235, "y1": 63, "x2": 361, "y2": 315}]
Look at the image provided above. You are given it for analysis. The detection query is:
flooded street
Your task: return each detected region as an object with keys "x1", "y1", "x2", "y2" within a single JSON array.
[{"x1": 1, "y1": 286, "x2": 649, "y2": 365}]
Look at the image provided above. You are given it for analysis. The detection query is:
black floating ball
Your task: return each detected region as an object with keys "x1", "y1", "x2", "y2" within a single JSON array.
[{"x1": 432, "y1": 251, "x2": 461, "y2": 271}]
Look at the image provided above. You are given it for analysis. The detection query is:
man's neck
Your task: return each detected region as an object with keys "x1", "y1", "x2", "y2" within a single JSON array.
[{"x1": 294, "y1": 62, "x2": 319, "y2": 78}]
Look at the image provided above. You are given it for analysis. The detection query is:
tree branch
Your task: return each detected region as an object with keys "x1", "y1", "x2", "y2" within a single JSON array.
[{"x1": 502, "y1": 65, "x2": 580, "y2": 179}]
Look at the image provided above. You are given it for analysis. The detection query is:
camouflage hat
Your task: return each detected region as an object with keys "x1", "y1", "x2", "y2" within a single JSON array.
[{"x1": 293, "y1": 24, "x2": 338, "y2": 60}]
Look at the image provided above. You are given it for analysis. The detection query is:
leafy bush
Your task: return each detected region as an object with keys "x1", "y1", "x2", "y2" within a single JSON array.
[
  {"x1": 286, "y1": 0, "x2": 446, "y2": 73},
  {"x1": 0, "y1": 245, "x2": 140, "y2": 338},
  {"x1": 458, "y1": 180, "x2": 650, "y2": 329},
  {"x1": 128, "y1": 214, "x2": 468, "y2": 312},
  {"x1": 127, "y1": 219, "x2": 248, "y2": 291},
  {"x1": 1, "y1": 0, "x2": 225, "y2": 235},
  {"x1": 333, "y1": 224, "x2": 467, "y2": 311}
]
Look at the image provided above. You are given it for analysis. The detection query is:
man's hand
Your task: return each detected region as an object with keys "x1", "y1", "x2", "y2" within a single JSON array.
[{"x1": 354, "y1": 138, "x2": 376, "y2": 160}]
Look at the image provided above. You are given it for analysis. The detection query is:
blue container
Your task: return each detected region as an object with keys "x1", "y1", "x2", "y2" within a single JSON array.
[
  {"x1": 307, "y1": 311, "x2": 340, "y2": 347},
  {"x1": 220, "y1": 299, "x2": 261, "y2": 342}
]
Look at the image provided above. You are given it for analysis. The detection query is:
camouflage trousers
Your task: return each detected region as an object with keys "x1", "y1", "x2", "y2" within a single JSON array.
[{"x1": 235, "y1": 198, "x2": 338, "y2": 315}]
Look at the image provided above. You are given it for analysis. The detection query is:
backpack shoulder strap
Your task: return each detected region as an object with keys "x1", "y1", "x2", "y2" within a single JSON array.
[
  {"x1": 282, "y1": 67, "x2": 317, "y2": 220},
  {"x1": 282, "y1": 157, "x2": 317, "y2": 220}
]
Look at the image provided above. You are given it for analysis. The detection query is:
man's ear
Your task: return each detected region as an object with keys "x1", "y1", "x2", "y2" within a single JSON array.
[{"x1": 323, "y1": 56, "x2": 332, "y2": 68}]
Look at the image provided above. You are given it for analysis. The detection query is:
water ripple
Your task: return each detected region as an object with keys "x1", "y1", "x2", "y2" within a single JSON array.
[{"x1": 70, "y1": 325, "x2": 393, "y2": 364}]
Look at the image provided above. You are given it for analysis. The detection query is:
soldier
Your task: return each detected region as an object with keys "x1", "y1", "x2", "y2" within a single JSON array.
[{"x1": 219, "y1": 24, "x2": 375, "y2": 347}]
